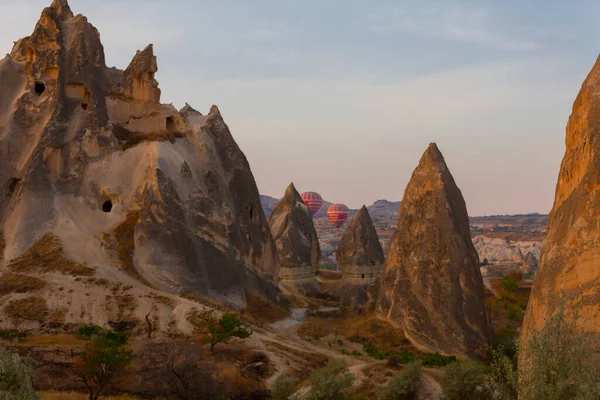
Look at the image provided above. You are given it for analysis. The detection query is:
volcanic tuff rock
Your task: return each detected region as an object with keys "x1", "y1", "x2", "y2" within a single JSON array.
[
  {"x1": 376, "y1": 143, "x2": 493, "y2": 359},
  {"x1": 336, "y1": 206, "x2": 384, "y2": 267},
  {"x1": 268, "y1": 183, "x2": 320, "y2": 278},
  {"x1": 521, "y1": 251, "x2": 538, "y2": 275},
  {"x1": 0, "y1": 0, "x2": 278, "y2": 329},
  {"x1": 521, "y1": 55, "x2": 600, "y2": 352}
]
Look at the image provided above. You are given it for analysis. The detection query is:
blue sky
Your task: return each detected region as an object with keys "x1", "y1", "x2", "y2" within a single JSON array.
[{"x1": 1, "y1": 0, "x2": 599, "y2": 215}]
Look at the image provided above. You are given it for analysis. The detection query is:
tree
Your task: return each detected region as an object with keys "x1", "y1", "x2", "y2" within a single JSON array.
[
  {"x1": 443, "y1": 361, "x2": 487, "y2": 400},
  {"x1": 139, "y1": 340, "x2": 225, "y2": 400},
  {"x1": 190, "y1": 308, "x2": 252, "y2": 352},
  {"x1": 0, "y1": 347, "x2": 38, "y2": 399},
  {"x1": 74, "y1": 332, "x2": 134, "y2": 400},
  {"x1": 306, "y1": 359, "x2": 355, "y2": 400},
  {"x1": 377, "y1": 361, "x2": 422, "y2": 400},
  {"x1": 519, "y1": 307, "x2": 600, "y2": 400}
]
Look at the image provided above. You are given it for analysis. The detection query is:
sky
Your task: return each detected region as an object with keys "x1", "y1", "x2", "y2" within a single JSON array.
[{"x1": 1, "y1": 0, "x2": 599, "y2": 216}]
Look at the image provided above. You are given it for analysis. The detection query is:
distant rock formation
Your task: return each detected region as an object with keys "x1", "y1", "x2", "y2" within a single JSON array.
[
  {"x1": 377, "y1": 143, "x2": 493, "y2": 358},
  {"x1": 472, "y1": 236, "x2": 541, "y2": 266},
  {"x1": 336, "y1": 206, "x2": 384, "y2": 284},
  {"x1": 521, "y1": 55, "x2": 600, "y2": 355},
  {"x1": 521, "y1": 251, "x2": 538, "y2": 275},
  {"x1": 0, "y1": 0, "x2": 278, "y2": 330},
  {"x1": 268, "y1": 183, "x2": 320, "y2": 288}
]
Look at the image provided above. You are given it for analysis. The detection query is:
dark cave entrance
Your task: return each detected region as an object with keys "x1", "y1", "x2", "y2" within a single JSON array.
[
  {"x1": 166, "y1": 116, "x2": 175, "y2": 132},
  {"x1": 81, "y1": 103, "x2": 88, "y2": 110},
  {"x1": 102, "y1": 200, "x2": 113, "y2": 213},
  {"x1": 34, "y1": 81, "x2": 46, "y2": 96},
  {"x1": 8, "y1": 178, "x2": 20, "y2": 194},
  {"x1": 361, "y1": 274, "x2": 365, "y2": 279}
]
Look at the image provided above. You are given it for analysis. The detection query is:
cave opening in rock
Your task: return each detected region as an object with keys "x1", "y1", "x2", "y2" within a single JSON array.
[
  {"x1": 8, "y1": 178, "x2": 20, "y2": 194},
  {"x1": 81, "y1": 103, "x2": 88, "y2": 110},
  {"x1": 102, "y1": 200, "x2": 113, "y2": 213},
  {"x1": 166, "y1": 116, "x2": 175, "y2": 132},
  {"x1": 361, "y1": 274, "x2": 365, "y2": 279},
  {"x1": 34, "y1": 81, "x2": 45, "y2": 96}
]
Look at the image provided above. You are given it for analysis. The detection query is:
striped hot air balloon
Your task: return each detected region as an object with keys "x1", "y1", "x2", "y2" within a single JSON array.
[
  {"x1": 327, "y1": 204, "x2": 349, "y2": 229},
  {"x1": 301, "y1": 192, "x2": 323, "y2": 217}
]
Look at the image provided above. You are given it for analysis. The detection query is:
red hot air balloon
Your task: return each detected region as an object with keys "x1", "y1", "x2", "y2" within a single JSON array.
[
  {"x1": 327, "y1": 204, "x2": 349, "y2": 229},
  {"x1": 301, "y1": 192, "x2": 323, "y2": 217}
]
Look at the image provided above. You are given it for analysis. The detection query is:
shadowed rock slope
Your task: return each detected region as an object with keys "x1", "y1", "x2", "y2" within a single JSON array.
[
  {"x1": 336, "y1": 205, "x2": 384, "y2": 269},
  {"x1": 376, "y1": 143, "x2": 493, "y2": 359},
  {"x1": 0, "y1": 0, "x2": 278, "y2": 330},
  {"x1": 521, "y1": 55, "x2": 600, "y2": 354}
]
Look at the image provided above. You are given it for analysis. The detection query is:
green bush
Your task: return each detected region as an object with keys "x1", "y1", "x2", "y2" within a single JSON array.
[
  {"x1": 421, "y1": 352, "x2": 457, "y2": 367},
  {"x1": 443, "y1": 361, "x2": 487, "y2": 400},
  {"x1": 271, "y1": 375, "x2": 296, "y2": 400},
  {"x1": 0, "y1": 330, "x2": 26, "y2": 341},
  {"x1": 485, "y1": 346, "x2": 518, "y2": 400},
  {"x1": 78, "y1": 324, "x2": 104, "y2": 338},
  {"x1": 306, "y1": 359, "x2": 355, "y2": 400},
  {"x1": 377, "y1": 361, "x2": 422, "y2": 400},
  {"x1": 505, "y1": 303, "x2": 523, "y2": 321},
  {"x1": 519, "y1": 307, "x2": 600, "y2": 400},
  {"x1": 499, "y1": 273, "x2": 520, "y2": 292},
  {"x1": 0, "y1": 347, "x2": 38, "y2": 399}
]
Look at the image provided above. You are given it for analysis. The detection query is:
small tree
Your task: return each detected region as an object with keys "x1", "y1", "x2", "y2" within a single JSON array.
[
  {"x1": 0, "y1": 347, "x2": 38, "y2": 399},
  {"x1": 271, "y1": 375, "x2": 296, "y2": 400},
  {"x1": 307, "y1": 359, "x2": 355, "y2": 400},
  {"x1": 74, "y1": 333, "x2": 134, "y2": 400},
  {"x1": 443, "y1": 361, "x2": 487, "y2": 400},
  {"x1": 190, "y1": 308, "x2": 252, "y2": 352},
  {"x1": 519, "y1": 308, "x2": 600, "y2": 400},
  {"x1": 499, "y1": 273, "x2": 520, "y2": 292},
  {"x1": 485, "y1": 346, "x2": 518, "y2": 400},
  {"x1": 377, "y1": 360, "x2": 422, "y2": 400}
]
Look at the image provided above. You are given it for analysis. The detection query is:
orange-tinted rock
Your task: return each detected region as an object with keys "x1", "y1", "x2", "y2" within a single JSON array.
[
  {"x1": 521, "y1": 56, "x2": 600, "y2": 354},
  {"x1": 376, "y1": 143, "x2": 493, "y2": 358}
]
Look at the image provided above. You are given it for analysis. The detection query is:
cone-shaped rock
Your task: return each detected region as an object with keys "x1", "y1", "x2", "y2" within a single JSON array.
[
  {"x1": 521, "y1": 56, "x2": 600, "y2": 356},
  {"x1": 336, "y1": 205, "x2": 384, "y2": 284},
  {"x1": 0, "y1": 0, "x2": 278, "y2": 330},
  {"x1": 376, "y1": 143, "x2": 493, "y2": 358},
  {"x1": 521, "y1": 252, "x2": 538, "y2": 275},
  {"x1": 268, "y1": 183, "x2": 320, "y2": 283}
]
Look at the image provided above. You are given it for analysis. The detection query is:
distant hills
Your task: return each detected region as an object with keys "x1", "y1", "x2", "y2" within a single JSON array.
[
  {"x1": 260, "y1": 195, "x2": 401, "y2": 219},
  {"x1": 260, "y1": 195, "x2": 548, "y2": 229}
]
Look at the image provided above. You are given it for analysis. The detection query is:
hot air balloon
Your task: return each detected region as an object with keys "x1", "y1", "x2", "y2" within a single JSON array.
[
  {"x1": 327, "y1": 204, "x2": 349, "y2": 229},
  {"x1": 301, "y1": 192, "x2": 323, "y2": 217}
]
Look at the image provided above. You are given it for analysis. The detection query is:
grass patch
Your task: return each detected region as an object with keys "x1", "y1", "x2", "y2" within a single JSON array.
[
  {"x1": 5, "y1": 296, "x2": 47, "y2": 324},
  {"x1": 0, "y1": 272, "x2": 45, "y2": 295},
  {"x1": 111, "y1": 211, "x2": 154, "y2": 288},
  {"x1": 8, "y1": 233, "x2": 94, "y2": 276}
]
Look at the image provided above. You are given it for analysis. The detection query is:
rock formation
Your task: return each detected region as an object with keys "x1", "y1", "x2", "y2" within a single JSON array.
[
  {"x1": 268, "y1": 183, "x2": 320, "y2": 291},
  {"x1": 0, "y1": 0, "x2": 278, "y2": 330},
  {"x1": 521, "y1": 55, "x2": 600, "y2": 353},
  {"x1": 336, "y1": 206, "x2": 384, "y2": 284},
  {"x1": 521, "y1": 251, "x2": 538, "y2": 275},
  {"x1": 376, "y1": 143, "x2": 493, "y2": 358},
  {"x1": 472, "y1": 236, "x2": 541, "y2": 267}
]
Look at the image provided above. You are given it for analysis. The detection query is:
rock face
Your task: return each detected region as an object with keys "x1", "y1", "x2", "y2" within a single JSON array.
[
  {"x1": 268, "y1": 183, "x2": 320, "y2": 283},
  {"x1": 472, "y1": 235, "x2": 541, "y2": 266},
  {"x1": 0, "y1": 0, "x2": 278, "y2": 330},
  {"x1": 521, "y1": 252, "x2": 538, "y2": 275},
  {"x1": 377, "y1": 143, "x2": 493, "y2": 358},
  {"x1": 336, "y1": 206, "x2": 384, "y2": 284},
  {"x1": 521, "y1": 55, "x2": 600, "y2": 352}
]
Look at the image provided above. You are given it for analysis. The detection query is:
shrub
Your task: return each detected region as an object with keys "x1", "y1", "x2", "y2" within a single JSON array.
[
  {"x1": 443, "y1": 361, "x2": 487, "y2": 400},
  {"x1": 421, "y1": 352, "x2": 457, "y2": 367},
  {"x1": 271, "y1": 376, "x2": 296, "y2": 400},
  {"x1": 519, "y1": 307, "x2": 600, "y2": 400},
  {"x1": 74, "y1": 334, "x2": 134, "y2": 400},
  {"x1": 190, "y1": 308, "x2": 252, "y2": 352},
  {"x1": 306, "y1": 359, "x2": 355, "y2": 400},
  {"x1": 0, "y1": 347, "x2": 38, "y2": 399},
  {"x1": 504, "y1": 303, "x2": 523, "y2": 321},
  {"x1": 485, "y1": 346, "x2": 518, "y2": 400},
  {"x1": 377, "y1": 361, "x2": 422, "y2": 400},
  {"x1": 499, "y1": 273, "x2": 520, "y2": 292},
  {"x1": 78, "y1": 324, "x2": 104, "y2": 338}
]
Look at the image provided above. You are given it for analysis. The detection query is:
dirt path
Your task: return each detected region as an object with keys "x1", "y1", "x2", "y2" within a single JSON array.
[{"x1": 255, "y1": 307, "x2": 442, "y2": 399}]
